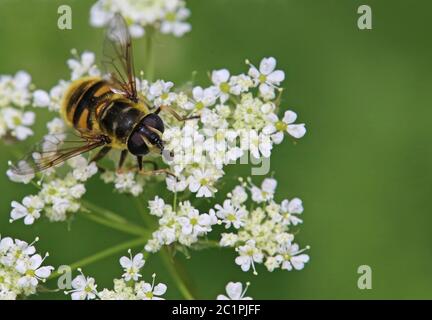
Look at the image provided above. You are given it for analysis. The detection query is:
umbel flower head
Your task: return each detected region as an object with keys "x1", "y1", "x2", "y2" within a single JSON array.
[
  {"x1": 90, "y1": 0, "x2": 191, "y2": 37},
  {"x1": 65, "y1": 250, "x2": 167, "y2": 300},
  {"x1": 145, "y1": 198, "x2": 217, "y2": 252},
  {"x1": 0, "y1": 235, "x2": 54, "y2": 300},
  {"x1": 215, "y1": 177, "x2": 310, "y2": 274}
]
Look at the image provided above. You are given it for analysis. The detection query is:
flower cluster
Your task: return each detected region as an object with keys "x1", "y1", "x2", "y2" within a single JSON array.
[
  {"x1": 151, "y1": 57, "x2": 306, "y2": 198},
  {"x1": 145, "y1": 197, "x2": 217, "y2": 252},
  {"x1": 0, "y1": 235, "x2": 53, "y2": 300},
  {"x1": 9, "y1": 154, "x2": 97, "y2": 224},
  {"x1": 0, "y1": 71, "x2": 36, "y2": 142},
  {"x1": 66, "y1": 250, "x2": 167, "y2": 300},
  {"x1": 100, "y1": 168, "x2": 156, "y2": 197},
  {"x1": 213, "y1": 177, "x2": 310, "y2": 274},
  {"x1": 90, "y1": 0, "x2": 191, "y2": 38}
]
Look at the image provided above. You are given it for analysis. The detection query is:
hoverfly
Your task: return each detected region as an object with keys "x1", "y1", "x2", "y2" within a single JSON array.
[{"x1": 12, "y1": 14, "x2": 196, "y2": 177}]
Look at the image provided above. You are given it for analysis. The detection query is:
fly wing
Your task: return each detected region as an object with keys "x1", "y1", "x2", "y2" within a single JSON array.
[
  {"x1": 102, "y1": 13, "x2": 138, "y2": 102},
  {"x1": 10, "y1": 131, "x2": 108, "y2": 176}
]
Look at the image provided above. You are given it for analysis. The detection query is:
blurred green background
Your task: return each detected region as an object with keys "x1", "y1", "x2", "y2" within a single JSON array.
[{"x1": 1, "y1": 0, "x2": 432, "y2": 299}]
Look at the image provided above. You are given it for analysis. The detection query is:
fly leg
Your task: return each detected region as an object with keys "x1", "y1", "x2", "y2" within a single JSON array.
[
  {"x1": 155, "y1": 105, "x2": 200, "y2": 121},
  {"x1": 136, "y1": 156, "x2": 143, "y2": 171},
  {"x1": 137, "y1": 168, "x2": 176, "y2": 178},
  {"x1": 117, "y1": 150, "x2": 128, "y2": 173},
  {"x1": 90, "y1": 146, "x2": 112, "y2": 162},
  {"x1": 90, "y1": 146, "x2": 111, "y2": 173}
]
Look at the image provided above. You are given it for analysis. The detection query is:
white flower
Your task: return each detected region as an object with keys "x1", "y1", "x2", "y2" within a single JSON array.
[
  {"x1": 233, "y1": 93, "x2": 267, "y2": 130},
  {"x1": 229, "y1": 185, "x2": 248, "y2": 206},
  {"x1": 89, "y1": 0, "x2": 114, "y2": 27},
  {"x1": 135, "y1": 274, "x2": 167, "y2": 300},
  {"x1": 9, "y1": 239, "x2": 37, "y2": 261},
  {"x1": 90, "y1": 0, "x2": 192, "y2": 38},
  {"x1": 68, "y1": 156, "x2": 98, "y2": 182},
  {"x1": 148, "y1": 196, "x2": 166, "y2": 217},
  {"x1": 119, "y1": 250, "x2": 145, "y2": 282},
  {"x1": 219, "y1": 233, "x2": 239, "y2": 247},
  {"x1": 264, "y1": 256, "x2": 280, "y2": 272},
  {"x1": 148, "y1": 80, "x2": 176, "y2": 107},
  {"x1": 0, "y1": 71, "x2": 32, "y2": 108},
  {"x1": 160, "y1": 6, "x2": 191, "y2": 37},
  {"x1": 277, "y1": 244, "x2": 310, "y2": 271},
  {"x1": 67, "y1": 51, "x2": 100, "y2": 80},
  {"x1": 263, "y1": 110, "x2": 306, "y2": 140},
  {"x1": 188, "y1": 168, "x2": 222, "y2": 198},
  {"x1": 181, "y1": 86, "x2": 217, "y2": 111},
  {"x1": 51, "y1": 198, "x2": 72, "y2": 217},
  {"x1": 244, "y1": 130, "x2": 272, "y2": 159},
  {"x1": 10, "y1": 196, "x2": 44, "y2": 225},
  {"x1": 114, "y1": 172, "x2": 142, "y2": 195},
  {"x1": 215, "y1": 200, "x2": 247, "y2": 229},
  {"x1": 16, "y1": 254, "x2": 53, "y2": 287},
  {"x1": 211, "y1": 69, "x2": 234, "y2": 103},
  {"x1": 229, "y1": 74, "x2": 254, "y2": 93},
  {"x1": 248, "y1": 57, "x2": 285, "y2": 98},
  {"x1": 32, "y1": 90, "x2": 50, "y2": 107},
  {"x1": 166, "y1": 175, "x2": 188, "y2": 193},
  {"x1": 178, "y1": 208, "x2": 212, "y2": 236},
  {"x1": 69, "y1": 184, "x2": 86, "y2": 198},
  {"x1": 217, "y1": 282, "x2": 252, "y2": 300},
  {"x1": 250, "y1": 178, "x2": 277, "y2": 203},
  {"x1": 235, "y1": 240, "x2": 263, "y2": 275},
  {"x1": 66, "y1": 270, "x2": 98, "y2": 300},
  {"x1": 0, "y1": 236, "x2": 14, "y2": 254},
  {"x1": 46, "y1": 117, "x2": 65, "y2": 134},
  {"x1": 2, "y1": 108, "x2": 34, "y2": 140},
  {"x1": 43, "y1": 80, "x2": 70, "y2": 111},
  {"x1": 280, "y1": 198, "x2": 303, "y2": 226}
]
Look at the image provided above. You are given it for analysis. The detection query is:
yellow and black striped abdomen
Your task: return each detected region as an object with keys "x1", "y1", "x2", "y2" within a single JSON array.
[
  {"x1": 61, "y1": 77, "x2": 112, "y2": 134},
  {"x1": 61, "y1": 77, "x2": 149, "y2": 149}
]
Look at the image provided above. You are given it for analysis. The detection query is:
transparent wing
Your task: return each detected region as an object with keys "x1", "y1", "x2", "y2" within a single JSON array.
[
  {"x1": 10, "y1": 131, "x2": 108, "y2": 176},
  {"x1": 102, "y1": 13, "x2": 138, "y2": 102}
]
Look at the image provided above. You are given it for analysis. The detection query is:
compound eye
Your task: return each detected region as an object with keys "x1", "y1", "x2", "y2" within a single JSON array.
[
  {"x1": 142, "y1": 114, "x2": 164, "y2": 133},
  {"x1": 127, "y1": 131, "x2": 149, "y2": 156}
]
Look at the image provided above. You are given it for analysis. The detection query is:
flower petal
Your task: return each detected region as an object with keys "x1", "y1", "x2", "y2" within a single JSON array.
[
  {"x1": 288, "y1": 198, "x2": 303, "y2": 214},
  {"x1": 283, "y1": 110, "x2": 297, "y2": 124},
  {"x1": 287, "y1": 124, "x2": 306, "y2": 139},
  {"x1": 153, "y1": 283, "x2": 167, "y2": 296},
  {"x1": 226, "y1": 282, "x2": 242, "y2": 300},
  {"x1": 267, "y1": 70, "x2": 285, "y2": 83},
  {"x1": 259, "y1": 57, "x2": 276, "y2": 75}
]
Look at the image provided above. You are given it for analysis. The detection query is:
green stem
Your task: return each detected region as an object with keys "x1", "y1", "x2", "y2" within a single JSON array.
[
  {"x1": 49, "y1": 237, "x2": 149, "y2": 280},
  {"x1": 80, "y1": 210, "x2": 148, "y2": 236},
  {"x1": 160, "y1": 248, "x2": 195, "y2": 300},
  {"x1": 173, "y1": 191, "x2": 178, "y2": 212},
  {"x1": 144, "y1": 27, "x2": 155, "y2": 82},
  {"x1": 81, "y1": 200, "x2": 130, "y2": 225},
  {"x1": 197, "y1": 239, "x2": 220, "y2": 248}
]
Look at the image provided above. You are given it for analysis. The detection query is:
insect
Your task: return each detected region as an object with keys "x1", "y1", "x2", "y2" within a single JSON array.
[{"x1": 12, "y1": 13, "x2": 196, "y2": 177}]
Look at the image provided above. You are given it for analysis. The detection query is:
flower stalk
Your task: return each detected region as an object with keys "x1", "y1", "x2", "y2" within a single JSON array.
[
  {"x1": 49, "y1": 236, "x2": 149, "y2": 280},
  {"x1": 160, "y1": 248, "x2": 195, "y2": 300}
]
